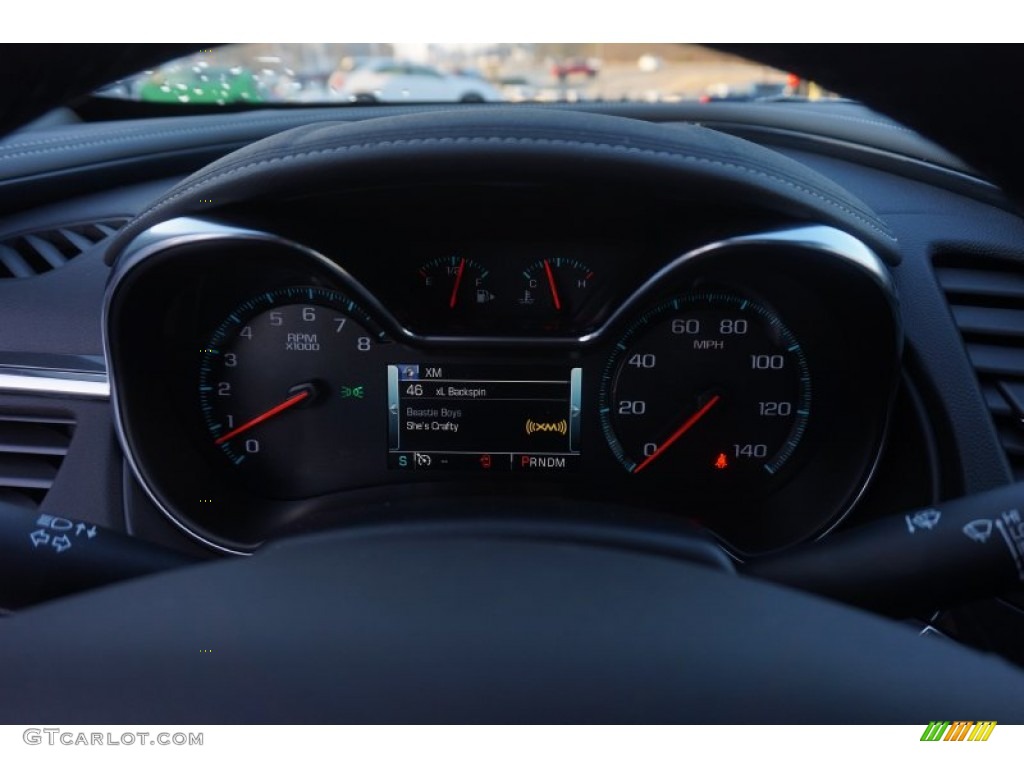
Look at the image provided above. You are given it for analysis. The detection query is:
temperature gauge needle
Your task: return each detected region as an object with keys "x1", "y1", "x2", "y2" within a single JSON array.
[
  {"x1": 632, "y1": 394, "x2": 721, "y2": 474},
  {"x1": 449, "y1": 257, "x2": 466, "y2": 309},
  {"x1": 214, "y1": 389, "x2": 310, "y2": 446},
  {"x1": 543, "y1": 259, "x2": 562, "y2": 311}
]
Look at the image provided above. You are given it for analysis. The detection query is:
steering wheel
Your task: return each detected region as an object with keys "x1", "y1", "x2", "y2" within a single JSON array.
[{"x1": 2, "y1": 107, "x2": 1024, "y2": 724}]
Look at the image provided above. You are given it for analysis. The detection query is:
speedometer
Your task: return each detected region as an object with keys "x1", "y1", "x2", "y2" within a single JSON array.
[{"x1": 599, "y1": 291, "x2": 810, "y2": 488}]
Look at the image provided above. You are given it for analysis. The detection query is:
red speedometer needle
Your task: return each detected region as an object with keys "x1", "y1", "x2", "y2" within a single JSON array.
[
  {"x1": 543, "y1": 259, "x2": 562, "y2": 311},
  {"x1": 449, "y1": 257, "x2": 466, "y2": 309},
  {"x1": 214, "y1": 389, "x2": 310, "y2": 446},
  {"x1": 632, "y1": 394, "x2": 722, "y2": 474}
]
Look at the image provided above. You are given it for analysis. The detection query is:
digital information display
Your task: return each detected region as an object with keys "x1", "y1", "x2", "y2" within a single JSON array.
[{"x1": 387, "y1": 363, "x2": 582, "y2": 472}]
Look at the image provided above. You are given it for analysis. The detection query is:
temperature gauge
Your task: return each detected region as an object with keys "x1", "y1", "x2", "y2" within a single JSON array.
[{"x1": 518, "y1": 258, "x2": 595, "y2": 322}]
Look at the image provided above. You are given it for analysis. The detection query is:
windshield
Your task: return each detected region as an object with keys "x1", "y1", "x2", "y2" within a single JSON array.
[{"x1": 95, "y1": 43, "x2": 826, "y2": 106}]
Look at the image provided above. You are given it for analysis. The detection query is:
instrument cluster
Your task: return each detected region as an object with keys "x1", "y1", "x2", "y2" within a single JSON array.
[{"x1": 106, "y1": 214, "x2": 901, "y2": 557}]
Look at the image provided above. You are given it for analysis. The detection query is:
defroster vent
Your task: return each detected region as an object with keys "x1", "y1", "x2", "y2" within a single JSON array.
[{"x1": 0, "y1": 219, "x2": 128, "y2": 279}]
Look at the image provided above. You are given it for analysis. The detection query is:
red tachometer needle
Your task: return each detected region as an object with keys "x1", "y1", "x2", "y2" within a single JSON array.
[
  {"x1": 449, "y1": 257, "x2": 466, "y2": 309},
  {"x1": 214, "y1": 389, "x2": 310, "y2": 446},
  {"x1": 631, "y1": 394, "x2": 722, "y2": 474},
  {"x1": 543, "y1": 259, "x2": 562, "y2": 311}
]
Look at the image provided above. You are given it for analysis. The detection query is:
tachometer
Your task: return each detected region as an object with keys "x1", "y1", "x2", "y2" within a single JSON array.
[
  {"x1": 600, "y1": 291, "x2": 810, "y2": 488},
  {"x1": 198, "y1": 286, "x2": 386, "y2": 498}
]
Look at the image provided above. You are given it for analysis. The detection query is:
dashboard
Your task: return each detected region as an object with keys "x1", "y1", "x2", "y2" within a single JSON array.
[
  {"x1": 6, "y1": 43, "x2": 1024, "y2": 727},
  {"x1": 4, "y1": 88, "x2": 1024, "y2": 708}
]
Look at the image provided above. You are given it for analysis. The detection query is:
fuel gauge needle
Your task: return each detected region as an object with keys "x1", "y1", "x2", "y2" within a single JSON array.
[
  {"x1": 214, "y1": 389, "x2": 310, "y2": 446},
  {"x1": 543, "y1": 259, "x2": 562, "y2": 311},
  {"x1": 449, "y1": 257, "x2": 466, "y2": 309},
  {"x1": 632, "y1": 394, "x2": 721, "y2": 474}
]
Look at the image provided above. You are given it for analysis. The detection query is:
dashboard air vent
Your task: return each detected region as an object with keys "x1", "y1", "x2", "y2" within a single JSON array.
[
  {"x1": 934, "y1": 252, "x2": 1024, "y2": 480},
  {"x1": 0, "y1": 415, "x2": 74, "y2": 509},
  {"x1": 0, "y1": 218, "x2": 129, "y2": 279}
]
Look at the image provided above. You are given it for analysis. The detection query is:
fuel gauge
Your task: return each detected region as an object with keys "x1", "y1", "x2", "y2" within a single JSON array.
[{"x1": 416, "y1": 256, "x2": 494, "y2": 314}]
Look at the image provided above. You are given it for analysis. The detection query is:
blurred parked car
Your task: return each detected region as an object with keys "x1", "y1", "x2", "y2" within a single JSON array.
[
  {"x1": 328, "y1": 59, "x2": 501, "y2": 103},
  {"x1": 551, "y1": 58, "x2": 601, "y2": 81},
  {"x1": 699, "y1": 81, "x2": 790, "y2": 103},
  {"x1": 138, "y1": 65, "x2": 264, "y2": 105},
  {"x1": 497, "y1": 75, "x2": 541, "y2": 102}
]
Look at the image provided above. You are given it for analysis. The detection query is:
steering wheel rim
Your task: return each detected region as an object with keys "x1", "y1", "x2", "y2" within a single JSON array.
[{"x1": 2, "y1": 511, "x2": 1024, "y2": 723}]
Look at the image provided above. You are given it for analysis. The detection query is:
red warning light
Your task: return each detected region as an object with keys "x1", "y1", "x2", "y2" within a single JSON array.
[{"x1": 714, "y1": 453, "x2": 729, "y2": 470}]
